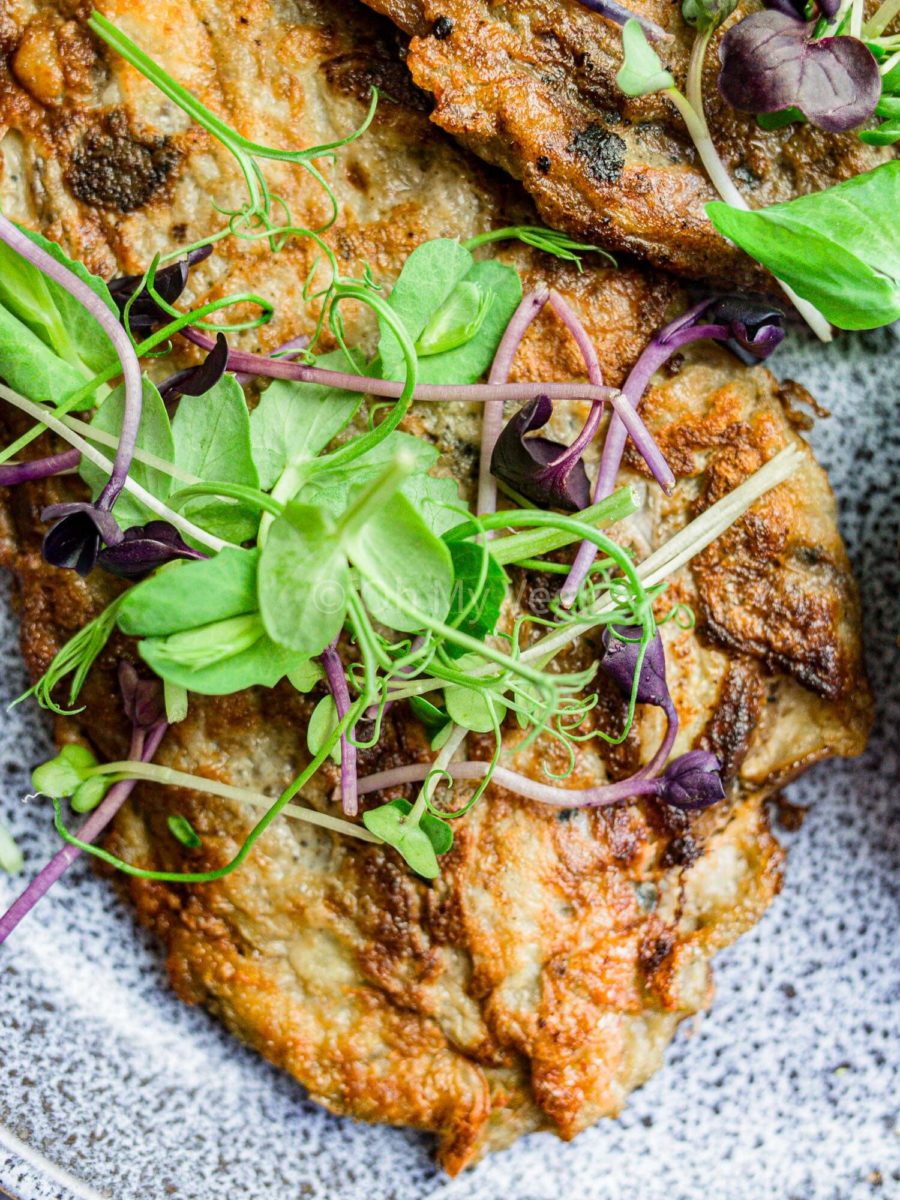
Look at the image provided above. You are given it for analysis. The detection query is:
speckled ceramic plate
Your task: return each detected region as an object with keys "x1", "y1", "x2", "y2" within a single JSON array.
[{"x1": 0, "y1": 328, "x2": 897, "y2": 1200}]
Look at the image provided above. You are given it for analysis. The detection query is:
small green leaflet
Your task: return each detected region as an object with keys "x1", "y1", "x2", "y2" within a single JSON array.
[
  {"x1": 250, "y1": 349, "x2": 366, "y2": 490},
  {"x1": 349, "y1": 491, "x2": 454, "y2": 633},
  {"x1": 118, "y1": 547, "x2": 308, "y2": 693},
  {"x1": 172, "y1": 373, "x2": 259, "y2": 540},
  {"x1": 79, "y1": 377, "x2": 174, "y2": 527},
  {"x1": 378, "y1": 239, "x2": 522, "y2": 385},
  {"x1": 615, "y1": 20, "x2": 674, "y2": 97},
  {"x1": 0, "y1": 818, "x2": 23, "y2": 876},
  {"x1": 118, "y1": 547, "x2": 259, "y2": 636},
  {"x1": 71, "y1": 776, "x2": 111, "y2": 813},
  {"x1": 707, "y1": 163, "x2": 900, "y2": 329},
  {"x1": 167, "y1": 814, "x2": 202, "y2": 848},
  {"x1": 0, "y1": 223, "x2": 116, "y2": 408},
  {"x1": 444, "y1": 657, "x2": 508, "y2": 733},
  {"x1": 362, "y1": 798, "x2": 453, "y2": 879},
  {"x1": 31, "y1": 743, "x2": 97, "y2": 799},
  {"x1": 416, "y1": 280, "x2": 490, "y2": 356},
  {"x1": 445, "y1": 541, "x2": 507, "y2": 657},
  {"x1": 307, "y1": 695, "x2": 341, "y2": 764}
]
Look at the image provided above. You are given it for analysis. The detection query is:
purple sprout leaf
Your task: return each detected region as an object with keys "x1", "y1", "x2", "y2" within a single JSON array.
[
  {"x1": 159, "y1": 333, "x2": 229, "y2": 405},
  {"x1": 600, "y1": 624, "x2": 671, "y2": 709},
  {"x1": 718, "y1": 12, "x2": 881, "y2": 134},
  {"x1": 41, "y1": 502, "x2": 123, "y2": 577},
  {"x1": 117, "y1": 660, "x2": 166, "y2": 730},
  {"x1": 704, "y1": 296, "x2": 786, "y2": 358},
  {"x1": 657, "y1": 750, "x2": 725, "y2": 810},
  {"x1": 490, "y1": 394, "x2": 591, "y2": 511},
  {"x1": 98, "y1": 520, "x2": 206, "y2": 580}
]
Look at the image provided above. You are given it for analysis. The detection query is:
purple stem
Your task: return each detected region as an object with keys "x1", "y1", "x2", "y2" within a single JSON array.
[
  {"x1": 356, "y1": 760, "x2": 663, "y2": 808},
  {"x1": 0, "y1": 448, "x2": 80, "y2": 487},
  {"x1": 544, "y1": 289, "x2": 606, "y2": 467},
  {"x1": 181, "y1": 327, "x2": 673, "y2": 492},
  {"x1": 233, "y1": 333, "x2": 309, "y2": 387},
  {"x1": 634, "y1": 698, "x2": 679, "y2": 781},
  {"x1": 321, "y1": 642, "x2": 358, "y2": 817},
  {"x1": 0, "y1": 213, "x2": 144, "y2": 515},
  {"x1": 575, "y1": 0, "x2": 673, "y2": 40},
  {"x1": 477, "y1": 287, "x2": 550, "y2": 516},
  {"x1": 0, "y1": 720, "x2": 167, "y2": 947},
  {"x1": 560, "y1": 311, "x2": 730, "y2": 605}
]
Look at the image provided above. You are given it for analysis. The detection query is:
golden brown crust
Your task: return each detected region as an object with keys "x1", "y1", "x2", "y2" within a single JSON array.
[
  {"x1": 359, "y1": 0, "x2": 890, "y2": 286},
  {"x1": 0, "y1": 0, "x2": 872, "y2": 1173}
]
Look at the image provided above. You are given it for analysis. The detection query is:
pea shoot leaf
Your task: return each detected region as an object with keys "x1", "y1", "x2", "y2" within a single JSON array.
[
  {"x1": 707, "y1": 163, "x2": 900, "y2": 329},
  {"x1": 347, "y1": 491, "x2": 454, "y2": 632},
  {"x1": 378, "y1": 239, "x2": 522, "y2": 385},
  {"x1": 445, "y1": 541, "x2": 507, "y2": 656},
  {"x1": 250, "y1": 349, "x2": 366, "y2": 489},
  {"x1": 0, "y1": 224, "x2": 116, "y2": 409},
  {"x1": 616, "y1": 20, "x2": 674, "y2": 97},
  {"x1": 172, "y1": 374, "x2": 259, "y2": 540},
  {"x1": 79, "y1": 377, "x2": 174, "y2": 527},
  {"x1": 167, "y1": 815, "x2": 202, "y2": 848},
  {"x1": 444, "y1": 655, "x2": 508, "y2": 732},
  {"x1": 361, "y1": 798, "x2": 452, "y2": 879},
  {"x1": 412, "y1": 259, "x2": 522, "y2": 386},
  {"x1": 118, "y1": 546, "x2": 259, "y2": 636},
  {"x1": 257, "y1": 503, "x2": 349, "y2": 655},
  {"x1": 308, "y1": 695, "x2": 341, "y2": 763},
  {"x1": 139, "y1": 618, "x2": 306, "y2": 694}
]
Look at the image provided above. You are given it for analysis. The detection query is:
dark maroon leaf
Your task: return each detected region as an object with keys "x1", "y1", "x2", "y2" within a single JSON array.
[
  {"x1": 718, "y1": 12, "x2": 881, "y2": 133},
  {"x1": 41, "y1": 502, "x2": 122, "y2": 577},
  {"x1": 97, "y1": 520, "x2": 205, "y2": 579},
  {"x1": 117, "y1": 661, "x2": 165, "y2": 730},
  {"x1": 109, "y1": 245, "x2": 212, "y2": 335},
  {"x1": 704, "y1": 296, "x2": 785, "y2": 358},
  {"x1": 159, "y1": 333, "x2": 229, "y2": 404},
  {"x1": 490, "y1": 394, "x2": 591, "y2": 511}
]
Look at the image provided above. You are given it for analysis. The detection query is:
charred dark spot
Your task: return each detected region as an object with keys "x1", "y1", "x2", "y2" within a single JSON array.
[
  {"x1": 640, "y1": 931, "x2": 674, "y2": 975},
  {"x1": 67, "y1": 112, "x2": 178, "y2": 212},
  {"x1": 536, "y1": 154, "x2": 551, "y2": 173},
  {"x1": 556, "y1": 808, "x2": 575, "y2": 822},
  {"x1": 569, "y1": 124, "x2": 626, "y2": 183},
  {"x1": 345, "y1": 160, "x2": 370, "y2": 195},
  {"x1": 432, "y1": 15, "x2": 454, "y2": 39},
  {"x1": 170, "y1": 222, "x2": 188, "y2": 243},
  {"x1": 698, "y1": 656, "x2": 765, "y2": 781},
  {"x1": 323, "y1": 37, "x2": 432, "y2": 113},
  {"x1": 661, "y1": 834, "x2": 702, "y2": 869}
]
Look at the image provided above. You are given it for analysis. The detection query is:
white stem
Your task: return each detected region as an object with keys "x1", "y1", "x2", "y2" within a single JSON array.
[
  {"x1": 850, "y1": 0, "x2": 864, "y2": 39},
  {"x1": 865, "y1": 0, "x2": 900, "y2": 36},
  {"x1": 0, "y1": 383, "x2": 232, "y2": 552},
  {"x1": 410, "y1": 722, "x2": 467, "y2": 817},
  {"x1": 95, "y1": 761, "x2": 382, "y2": 843},
  {"x1": 668, "y1": 38, "x2": 834, "y2": 344},
  {"x1": 62, "y1": 416, "x2": 201, "y2": 486},
  {"x1": 880, "y1": 48, "x2": 900, "y2": 74}
]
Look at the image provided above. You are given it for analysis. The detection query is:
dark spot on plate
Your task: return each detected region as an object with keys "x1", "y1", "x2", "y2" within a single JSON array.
[
  {"x1": 569, "y1": 124, "x2": 626, "y2": 183},
  {"x1": 67, "y1": 111, "x2": 177, "y2": 212}
]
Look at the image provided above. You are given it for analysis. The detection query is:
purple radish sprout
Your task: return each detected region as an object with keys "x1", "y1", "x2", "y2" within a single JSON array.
[
  {"x1": 560, "y1": 298, "x2": 784, "y2": 605},
  {"x1": 233, "y1": 333, "x2": 309, "y2": 387},
  {"x1": 181, "y1": 326, "x2": 673, "y2": 492},
  {"x1": 477, "y1": 287, "x2": 550, "y2": 516},
  {"x1": 354, "y1": 748, "x2": 723, "y2": 809},
  {"x1": 0, "y1": 448, "x2": 80, "y2": 486},
  {"x1": 321, "y1": 642, "x2": 358, "y2": 817}
]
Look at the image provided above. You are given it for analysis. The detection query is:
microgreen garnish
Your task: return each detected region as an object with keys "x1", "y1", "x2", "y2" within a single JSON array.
[
  {"x1": 0, "y1": 820, "x2": 23, "y2": 876},
  {"x1": 0, "y1": 10, "x2": 810, "y2": 928},
  {"x1": 461, "y1": 225, "x2": 615, "y2": 268},
  {"x1": 167, "y1": 815, "x2": 202, "y2": 849}
]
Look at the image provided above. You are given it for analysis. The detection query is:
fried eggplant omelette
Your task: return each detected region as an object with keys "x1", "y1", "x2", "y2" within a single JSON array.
[
  {"x1": 356, "y1": 0, "x2": 891, "y2": 287},
  {"x1": 0, "y1": 0, "x2": 872, "y2": 1173}
]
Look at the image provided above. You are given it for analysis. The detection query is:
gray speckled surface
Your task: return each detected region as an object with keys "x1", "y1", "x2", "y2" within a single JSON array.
[{"x1": 0, "y1": 326, "x2": 897, "y2": 1200}]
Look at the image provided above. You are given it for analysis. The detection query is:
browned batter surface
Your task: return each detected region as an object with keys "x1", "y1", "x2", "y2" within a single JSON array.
[
  {"x1": 357, "y1": 0, "x2": 891, "y2": 286},
  {"x1": 0, "y1": 0, "x2": 872, "y2": 1171}
]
